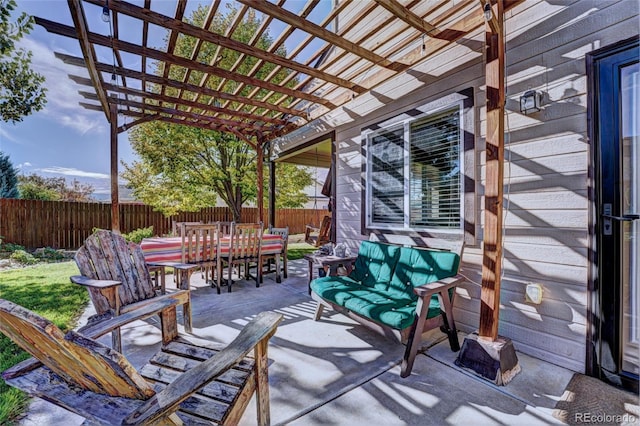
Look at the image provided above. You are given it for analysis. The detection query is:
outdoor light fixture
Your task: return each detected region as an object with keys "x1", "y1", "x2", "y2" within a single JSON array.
[
  {"x1": 101, "y1": 2, "x2": 110, "y2": 23},
  {"x1": 520, "y1": 90, "x2": 542, "y2": 114},
  {"x1": 483, "y1": 2, "x2": 492, "y2": 21}
]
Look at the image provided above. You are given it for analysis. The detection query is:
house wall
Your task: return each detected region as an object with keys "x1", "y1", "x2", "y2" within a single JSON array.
[{"x1": 272, "y1": 0, "x2": 639, "y2": 372}]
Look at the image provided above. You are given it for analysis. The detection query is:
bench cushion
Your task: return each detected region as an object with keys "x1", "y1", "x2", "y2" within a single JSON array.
[
  {"x1": 386, "y1": 247, "x2": 461, "y2": 302},
  {"x1": 311, "y1": 242, "x2": 460, "y2": 330},
  {"x1": 311, "y1": 279, "x2": 445, "y2": 329},
  {"x1": 347, "y1": 241, "x2": 400, "y2": 289}
]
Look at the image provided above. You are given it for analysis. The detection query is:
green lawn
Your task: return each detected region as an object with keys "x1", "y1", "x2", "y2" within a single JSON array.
[
  {"x1": 285, "y1": 242, "x2": 317, "y2": 260},
  {"x1": 0, "y1": 261, "x2": 88, "y2": 425}
]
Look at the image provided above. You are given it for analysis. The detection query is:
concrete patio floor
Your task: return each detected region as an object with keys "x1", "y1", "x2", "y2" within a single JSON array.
[{"x1": 20, "y1": 259, "x2": 587, "y2": 425}]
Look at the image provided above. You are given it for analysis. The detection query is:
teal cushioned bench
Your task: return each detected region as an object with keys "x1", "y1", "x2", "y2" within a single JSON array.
[{"x1": 310, "y1": 240, "x2": 464, "y2": 377}]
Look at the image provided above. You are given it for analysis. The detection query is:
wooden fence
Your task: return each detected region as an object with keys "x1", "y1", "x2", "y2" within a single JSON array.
[{"x1": 0, "y1": 199, "x2": 329, "y2": 250}]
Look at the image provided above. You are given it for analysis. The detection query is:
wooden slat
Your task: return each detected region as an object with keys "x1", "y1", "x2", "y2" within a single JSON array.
[
  {"x1": 86, "y1": 0, "x2": 365, "y2": 94},
  {"x1": 0, "y1": 299, "x2": 154, "y2": 398},
  {"x1": 61, "y1": 55, "x2": 305, "y2": 117},
  {"x1": 374, "y1": 0, "x2": 438, "y2": 35},
  {"x1": 35, "y1": 18, "x2": 334, "y2": 109},
  {"x1": 66, "y1": 0, "x2": 109, "y2": 121},
  {"x1": 238, "y1": 0, "x2": 407, "y2": 72}
]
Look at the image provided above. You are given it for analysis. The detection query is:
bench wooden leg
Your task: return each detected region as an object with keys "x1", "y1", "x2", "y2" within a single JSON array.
[
  {"x1": 401, "y1": 297, "x2": 428, "y2": 378},
  {"x1": 314, "y1": 302, "x2": 325, "y2": 321},
  {"x1": 439, "y1": 293, "x2": 459, "y2": 351}
]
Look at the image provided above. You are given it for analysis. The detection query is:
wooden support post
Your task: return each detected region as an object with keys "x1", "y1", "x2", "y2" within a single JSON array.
[
  {"x1": 455, "y1": 0, "x2": 520, "y2": 385},
  {"x1": 109, "y1": 102, "x2": 120, "y2": 233},
  {"x1": 257, "y1": 138, "x2": 264, "y2": 225},
  {"x1": 479, "y1": 0, "x2": 505, "y2": 341},
  {"x1": 269, "y1": 158, "x2": 276, "y2": 228}
]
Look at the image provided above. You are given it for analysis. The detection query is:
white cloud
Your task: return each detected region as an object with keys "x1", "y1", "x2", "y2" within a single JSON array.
[
  {"x1": 16, "y1": 38, "x2": 107, "y2": 135},
  {"x1": 38, "y1": 166, "x2": 109, "y2": 180},
  {"x1": 0, "y1": 126, "x2": 20, "y2": 144}
]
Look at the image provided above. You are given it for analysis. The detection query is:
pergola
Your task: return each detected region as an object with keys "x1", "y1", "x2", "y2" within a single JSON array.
[{"x1": 35, "y1": 0, "x2": 517, "y2": 342}]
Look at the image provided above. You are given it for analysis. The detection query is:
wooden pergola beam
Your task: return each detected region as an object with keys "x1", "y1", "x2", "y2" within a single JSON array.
[
  {"x1": 116, "y1": 108, "x2": 259, "y2": 137},
  {"x1": 95, "y1": 81, "x2": 287, "y2": 126},
  {"x1": 237, "y1": 0, "x2": 408, "y2": 72},
  {"x1": 36, "y1": 18, "x2": 335, "y2": 109},
  {"x1": 66, "y1": 0, "x2": 109, "y2": 121},
  {"x1": 374, "y1": 0, "x2": 439, "y2": 36},
  {"x1": 60, "y1": 54, "x2": 305, "y2": 117},
  {"x1": 88, "y1": 0, "x2": 365, "y2": 93},
  {"x1": 109, "y1": 103, "x2": 119, "y2": 232},
  {"x1": 479, "y1": 0, "x2": 505, "y2": 341}
]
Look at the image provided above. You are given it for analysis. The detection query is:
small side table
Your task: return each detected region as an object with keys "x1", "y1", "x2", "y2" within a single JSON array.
[{"x1": 303, "y1": 254, "x2": 357, "y2": 294}]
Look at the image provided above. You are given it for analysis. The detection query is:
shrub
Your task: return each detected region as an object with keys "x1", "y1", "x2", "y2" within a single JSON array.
[
  {"x1": 0, "y1": 243, "x2": 25, "y2": 253},
  {"x1": 34, "y1": 247, "x2": 65, "y2": 262},
  {"x1": 10, "y1": 250, "x2": 37, "y2": 265},
  {"x1": 122, "y1": 226, "x2": 154, "y2": 244}
]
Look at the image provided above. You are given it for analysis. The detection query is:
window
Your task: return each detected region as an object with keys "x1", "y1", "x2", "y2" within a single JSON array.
[{"x1": 366, "y1": 105, "x2": 462, "y2": 231}]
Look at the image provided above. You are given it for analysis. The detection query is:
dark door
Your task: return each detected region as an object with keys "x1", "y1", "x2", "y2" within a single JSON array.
[{"x1": 593, "y1": 37, "x2": 639, "y2": 392}]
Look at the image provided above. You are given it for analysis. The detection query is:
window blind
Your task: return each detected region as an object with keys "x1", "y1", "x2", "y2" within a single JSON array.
[
  {"x1": 370, "y1": 127, "x2": 404, "y2": 224},
  {"x1": 409, "y1": 108, "x2": 460, "y2": 228}
]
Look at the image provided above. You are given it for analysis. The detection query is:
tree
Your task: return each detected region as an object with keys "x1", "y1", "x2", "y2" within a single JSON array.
[
  {"x1": 0, "y1": 151, "x2": 19, "y2": 198},
  {"x1": 123, "y1": 5, "x2": 311, "y2": 221},
  {"x1": 0, "y1": 0, "x2": 47, "y2": 123},
  {"x1": 18, "y1": 174, "x2": 94, "y2": 201}
]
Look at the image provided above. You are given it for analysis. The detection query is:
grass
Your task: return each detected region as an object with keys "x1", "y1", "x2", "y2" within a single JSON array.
[
  {"x1": 0, "y1": 261, "x2": 88, "y2": 425},
  {"x1": 286, "y1": 242, "x2": 317, "y2": 260}
]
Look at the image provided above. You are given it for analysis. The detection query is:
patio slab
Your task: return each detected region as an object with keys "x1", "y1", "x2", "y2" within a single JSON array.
[{"x1": 17, "y1": 259, "x2": 591, "y2": 425}]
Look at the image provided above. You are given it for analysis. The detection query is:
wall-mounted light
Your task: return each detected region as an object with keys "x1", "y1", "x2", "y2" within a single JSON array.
[
  {"x1": 520, "y1": 90, "x2": 542, "y2": 114},
  {"x1": 101, "y1": 1, "x2": 110, "y2": 23},
  {"x1": 483, "y1": 2, "x2": 492, "y2": 21}
]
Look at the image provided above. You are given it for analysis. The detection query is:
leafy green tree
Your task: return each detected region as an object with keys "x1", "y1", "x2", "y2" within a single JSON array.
[
  {"x1": 0, "y1": 0, "x2": 47, "y2": 123},
  {"x1": 0, "y1": 151, "x2": 19, "y2": 198},
  {"x1": 123, "y1": 5, "x2": 311, "y2": 221},
  {"x1": 18, "y1": 174, "x2": 94, "y2": 201}
]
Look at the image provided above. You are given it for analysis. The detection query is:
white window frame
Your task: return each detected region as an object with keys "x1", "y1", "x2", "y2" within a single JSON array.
[{"x1": 364, "y1": 100, "x2": 465, "y2": 233}]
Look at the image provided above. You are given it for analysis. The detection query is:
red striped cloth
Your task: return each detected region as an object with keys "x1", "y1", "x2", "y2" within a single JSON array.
[{"x1": 141, "y1": 234, "x2": 283, "y2": 263}]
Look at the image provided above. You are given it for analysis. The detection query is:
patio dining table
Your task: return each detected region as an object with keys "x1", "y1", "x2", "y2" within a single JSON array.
[{"x1": 140, "y1": 233, "x2": 284, "y2": 263}]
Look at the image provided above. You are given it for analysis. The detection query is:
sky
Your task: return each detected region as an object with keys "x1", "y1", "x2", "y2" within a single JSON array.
[{"x1": 0, "y1": 0, "x2": 331, "y2": 199}]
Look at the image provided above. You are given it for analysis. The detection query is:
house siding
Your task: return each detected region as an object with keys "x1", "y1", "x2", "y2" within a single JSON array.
[{"x1": 272, "y1": 0, "x2": 639, "y2": 373}]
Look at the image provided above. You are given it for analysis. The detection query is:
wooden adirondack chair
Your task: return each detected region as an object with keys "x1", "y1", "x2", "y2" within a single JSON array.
[
  {"x1": 0, "y1": 298, "x2": 282, "y2": 425},
  {"x1": 305, "y1": 216, "x2": 331, "y2": 247},
  {"x1": 72, "y1": 229, "x2": 199, "y2": 352}
]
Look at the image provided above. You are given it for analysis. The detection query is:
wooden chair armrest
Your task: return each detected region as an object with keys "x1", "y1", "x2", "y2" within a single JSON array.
[
  {"x1": 124, "y1": 311, "x2": 283, "y2": 425},
  {"x1": 412, "y1": 274, "x2": 465, "y2": 298},
  {"x1": 146, "y1": 261, "x2": 200, "y2": 271},
  {"x1": 77, "y1": 298, "x2": 180, "y2": 340},
  {"x1": 70, "y1": 275, "x2": 122, "y2": 289}
]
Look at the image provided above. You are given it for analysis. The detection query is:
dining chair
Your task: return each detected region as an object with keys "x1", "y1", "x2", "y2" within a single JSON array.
[
  {"x1": 218, "y1": 223, "x2": 263, "y2": 293},
  {"x1": 172, "y1": 220, "x2": 202, "y2": 236},
  {"x1": 180, "y1": 222, "x2": 221, "y2": 289},
  {"x1": 264, "y1": 226, "x2": 289, "y2": 280}
]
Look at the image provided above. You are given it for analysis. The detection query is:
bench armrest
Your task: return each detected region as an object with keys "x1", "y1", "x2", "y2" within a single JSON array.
[
  {"x1": 412, "y1": 274, "x2": 465, "y2": 298},
  {"x1": 124, "y1": 311, "x2": 283, "y2": 425}
]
